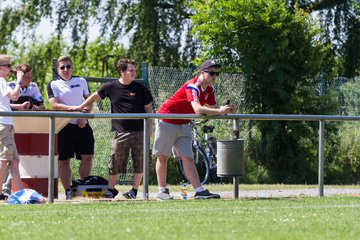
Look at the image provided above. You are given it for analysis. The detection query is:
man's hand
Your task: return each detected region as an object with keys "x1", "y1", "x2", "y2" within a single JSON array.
[
  {"x1": 16, "y1": 71, "x2": 24, "y2": 84},
  {"x1": 82, "y1": 106, "x2": 91, "y2": 113},
  {"x1": 31, "y1": 105, "x2": 40, "y2": 111},
  {"x1": 21, "y1": 101, "x2": 32, "y2": 110},
  {"x1": 220, "y1": 105, "x2": 235, "y2": 114},
  {"x1": 228, "y1": 104, "x2": 236, "y2": 113}
]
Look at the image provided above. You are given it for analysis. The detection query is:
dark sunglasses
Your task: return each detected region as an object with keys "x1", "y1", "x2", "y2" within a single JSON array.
[
  {"x1": 59, "y1": 65, "x2": 72, "y2": 70},
  {"x1": 204, "y1": 70, "x2": 220, "y2": 76},
  {"x1": 0, "y1": 64, "x2": 11, "y2": 68}
]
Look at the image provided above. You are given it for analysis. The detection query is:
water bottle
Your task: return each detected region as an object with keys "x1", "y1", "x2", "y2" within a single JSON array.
[{"x1": 181, "y1": 183, "x2": 187, "y2": 200}]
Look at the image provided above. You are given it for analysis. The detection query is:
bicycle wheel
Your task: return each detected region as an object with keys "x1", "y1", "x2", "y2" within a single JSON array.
[{"x1": 177, "y1": 147, "x2": 210, "y2": 185}]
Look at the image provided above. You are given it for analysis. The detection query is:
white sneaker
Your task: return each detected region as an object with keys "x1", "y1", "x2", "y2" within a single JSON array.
[{"x1": 157, "y1": 188, "x2": 173, "y2": 200}]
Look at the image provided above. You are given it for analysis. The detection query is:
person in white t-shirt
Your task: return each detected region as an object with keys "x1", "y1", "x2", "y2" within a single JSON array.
[
  {"x1": 0, "y1": 54, "x2": 24, "y2": 200},
  {"x1": 2, "y1": 63, "x2": 46, "y2": 197},
  {"x1": 8, "y1": 64, "x2": 45, "y2": 111},
  {"x1": 47, "y1": 55, "x2": 94, "y2": 200}
]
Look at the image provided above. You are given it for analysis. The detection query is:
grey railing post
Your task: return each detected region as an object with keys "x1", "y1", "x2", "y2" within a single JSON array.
[
  {"x1": 233, "y1": 177, "x2": 239, "y2": 199},
  {"x1": 233, "y1": 119, "x2": 240, "y2": 199},
  {"x1": 48, "y1": 116, "x2": 55, "y2": 203},
  {"x1": 318, "y1": 120, "x2": 325, "y2": 197},
  {"x1": 143, "y1": 118, "x2": 150, "y2": 200}
]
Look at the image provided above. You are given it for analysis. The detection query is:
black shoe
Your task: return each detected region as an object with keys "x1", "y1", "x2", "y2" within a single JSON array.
[
  {"x1": 0, "y1": 193, "x2": 8, "y2": 201},
  {"x1": 194, "y1": 189, "x2": 221, "y2": 199},
  {"x1": 102, "y1": 188, "x2": 118, "y2": 199},
  {"x1": 123, "y1": 188, "x2": 137, "y2": 199},
  {"x1": 65, "y1": 188, "x2": 72, "y2": 200}
]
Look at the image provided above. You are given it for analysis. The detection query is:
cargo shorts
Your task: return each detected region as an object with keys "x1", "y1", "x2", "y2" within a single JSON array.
[
  {"x1": 108, "y1": 131, "x2": 144, "y2": 174},
  {"x1": 0, "y1": 124, "x2": 19, "y2": 161}
]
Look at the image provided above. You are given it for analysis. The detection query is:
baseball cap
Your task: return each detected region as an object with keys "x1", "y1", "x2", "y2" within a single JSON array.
[{"x1": 200, "y1": 60, "x2": 221, "y2": 71}]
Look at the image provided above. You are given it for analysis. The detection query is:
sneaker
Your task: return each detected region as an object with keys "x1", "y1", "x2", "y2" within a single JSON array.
[
  {"x1": 102, "y1": 188, "x2": 118, "y2": 199},
  {"x1": 123, "y1": 188, "x2": 137, "y2": 199},
  {"x1": 157, "y1": 188, "x2": 173, "y2": 200},
  {"x1": 0, "y1": 193, "x2": 8, "y2": 201},
  {"x1": 65, "y1": 188, "x2": 72, "y2": 200},
  {"x1": 2, "y1": 189, "x2": 11, "y2": 196},
  {"x1": 194, "y1": 189, "x2": 221, "y2": 199}
]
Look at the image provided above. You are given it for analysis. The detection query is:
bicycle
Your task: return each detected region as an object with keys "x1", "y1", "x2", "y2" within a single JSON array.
[{"x1": 177, "y1": 120, "x2": 218, "y2": 185}]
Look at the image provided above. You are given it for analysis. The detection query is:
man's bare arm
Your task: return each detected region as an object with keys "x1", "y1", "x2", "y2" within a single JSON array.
[{"x1": 191, "y1": 101, "x2": 234, "y2": 116}]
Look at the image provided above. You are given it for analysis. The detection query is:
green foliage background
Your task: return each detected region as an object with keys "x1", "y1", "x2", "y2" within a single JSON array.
[{"x1": 190, "y1": 0, "x2": 339, "y2": 183}]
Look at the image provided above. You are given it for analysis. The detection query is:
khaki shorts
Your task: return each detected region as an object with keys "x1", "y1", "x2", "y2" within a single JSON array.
[
  {"x1": 153, "y1": 120, "x2": 193, "y2": 158},
  {"x1": 0, "y1": 124, "x2": 19, "y2": 161}
]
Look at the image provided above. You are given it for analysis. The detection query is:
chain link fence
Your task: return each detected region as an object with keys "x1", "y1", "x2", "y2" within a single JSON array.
[
  {"x1": 82, "y1": 66, "x2": 359, "y2": 184},
  {"x1": 81, "y1": 66, "x2": 246, "y2": 183}
]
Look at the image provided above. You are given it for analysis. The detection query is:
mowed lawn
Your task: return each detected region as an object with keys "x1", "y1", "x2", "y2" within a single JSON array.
[{"x1": 1, "y1": 196, "x2": 360, "y2": 239}]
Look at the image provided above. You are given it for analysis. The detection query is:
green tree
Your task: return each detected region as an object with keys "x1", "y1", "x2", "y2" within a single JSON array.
[
  {"x1": 191, "y1": 0, "x2": 339, "y2": 183},
  {"x1": 288, "y1": 0, "x2": 360, "y2": 78},
  {"x1": 99, "y1": 0, "x2": 194, "y2": 67},
  {"x1": 0, "y1": 0, "x2": 194, "y2": 67}
]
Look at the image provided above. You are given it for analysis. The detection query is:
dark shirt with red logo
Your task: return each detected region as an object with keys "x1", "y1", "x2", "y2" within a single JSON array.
[
  {"x1": 98, "y1": 80, "x2": 153, "y2": 132},
  {"x1": 157, "y1": 76, "x2": 217, "y2": 125}
]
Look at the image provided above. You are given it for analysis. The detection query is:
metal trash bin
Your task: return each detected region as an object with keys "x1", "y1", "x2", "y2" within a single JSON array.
[{"x1": 216, "y1": 139, "x2": 244, "y2": 177}]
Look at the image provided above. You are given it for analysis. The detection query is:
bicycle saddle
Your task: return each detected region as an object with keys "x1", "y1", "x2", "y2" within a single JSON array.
[{"x1": 202, "y1": 125, "x2": 215, "y2": 133}]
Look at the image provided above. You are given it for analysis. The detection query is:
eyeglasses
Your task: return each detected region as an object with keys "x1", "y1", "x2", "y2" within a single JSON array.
[
  {"x1": 0, "y1": 64, "x2": 11, "y2": 68},
  {"x1": 59, "y1": 65, "x2": 72, "y2": 70},
  {"x1": 204, "y1": 71, "x2": 220, "y2": 76}
]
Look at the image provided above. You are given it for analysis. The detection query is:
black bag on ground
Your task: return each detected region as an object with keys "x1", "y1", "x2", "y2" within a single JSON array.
[
  {"x1": 83, "y1": 175, "x2": 108, "y2": 185},
  {"x1": 71, "y1": 176, "x2": 108, "y2": 187}
]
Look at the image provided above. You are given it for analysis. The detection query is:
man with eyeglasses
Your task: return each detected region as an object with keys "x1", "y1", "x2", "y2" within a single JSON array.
[
  {"x1": 47, "y1": 55, "x2": 94, "y2": 200},
  {"x1": 0, "y1": 54, "x2": 24, "y2": 200},
  {"x1": 153, "y1": 59, "x2": 234, "y2": 200}
]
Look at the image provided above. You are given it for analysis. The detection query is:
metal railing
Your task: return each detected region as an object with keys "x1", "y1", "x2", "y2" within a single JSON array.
[{"x1": 2, "y1": 111, "x2": 358, "y2": 203}]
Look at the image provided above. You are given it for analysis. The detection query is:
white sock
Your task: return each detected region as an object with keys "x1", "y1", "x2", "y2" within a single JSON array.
[
  {"x1": 195, "y1": 186, "x2": 205, "y2": 193},
  {"x1": 159, "y1": 187, "x2": 168, "y2": 193}
]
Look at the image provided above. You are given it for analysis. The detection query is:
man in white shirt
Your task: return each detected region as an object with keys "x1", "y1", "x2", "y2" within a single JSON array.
[
  {"x1": 8, "y1": 64, "x2": 45, "y2": 111},
  {"x1": 0, "y1": 54, "x2": 24, "y2": 200},
  {"x1": 47, "y1": 55, "x2": 94, "y2": 200},
  {"x1": 2, "y1": 63, "x2": 45, "y2": 196}
]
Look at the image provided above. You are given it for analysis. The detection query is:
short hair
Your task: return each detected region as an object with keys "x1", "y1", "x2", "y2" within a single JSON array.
[
  {"x1": 117, "y1": 59, "x2": 135, "y2": 73},
  {"x1": 0, "y1": 55, "x2": 11, "y2": 65},
  {"x1": 15, "y1": 64, "x2": 32, "y2": 73},
  {"x1": 57, "y1": 55, "x2": 72, "y2": 67}
]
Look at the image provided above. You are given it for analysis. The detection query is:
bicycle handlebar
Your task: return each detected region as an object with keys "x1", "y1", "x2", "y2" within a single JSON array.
[
  {"x1": 191, "y1": 120, "x2": 215, "y2": 133},
  {"x1": 192, "y1": 119, "x2": 209, "y2": 126}
]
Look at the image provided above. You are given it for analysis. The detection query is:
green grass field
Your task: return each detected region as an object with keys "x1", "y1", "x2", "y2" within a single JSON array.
[{"x1": 1, "y1": 191, "x2": 360, "y2": 239}]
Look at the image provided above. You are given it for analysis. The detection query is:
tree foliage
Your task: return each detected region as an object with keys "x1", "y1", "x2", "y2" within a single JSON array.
[
  {"x1": 99, "y1": 0, "x2": 195, "y2": 66},
  {"x1": 191, "y1": 0, "x2": 339, "y2": 183},
  {"x1": 0, "y1": 0, "x2": 194, "y2": 67},
  {"x1": 1, "y1": 0, "x2": 358, "y2": 72},
  {"x1": 287, "y1": 0, "x2": 360, "y2": 78}
]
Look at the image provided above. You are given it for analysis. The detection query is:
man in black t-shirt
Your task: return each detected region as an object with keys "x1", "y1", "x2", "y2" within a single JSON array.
[{"x1": 74, "y1": 59, "x2": 153, "y2": 199}]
